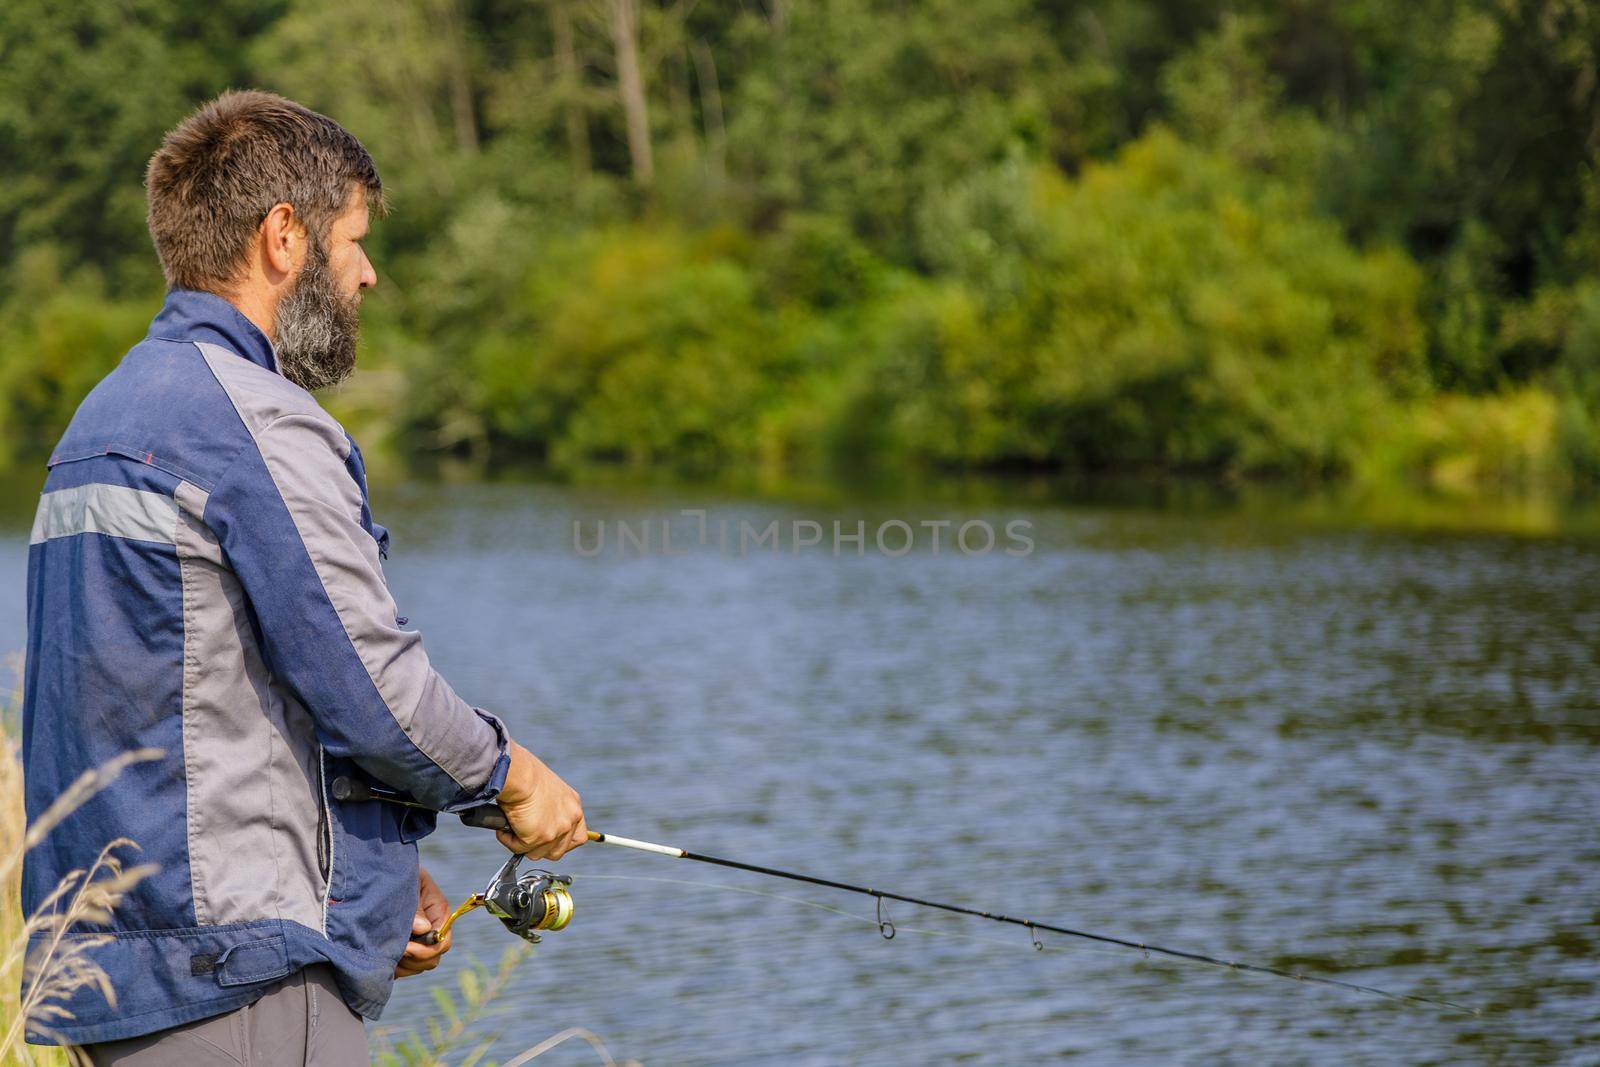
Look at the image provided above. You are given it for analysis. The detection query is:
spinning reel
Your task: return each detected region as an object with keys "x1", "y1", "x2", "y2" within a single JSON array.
[
  {"x1": 422, "y1": 853, "x2": 574, "y2": 946},
  {"x1": 482, "y1": 854, "x2": 574, "y2": 942}
]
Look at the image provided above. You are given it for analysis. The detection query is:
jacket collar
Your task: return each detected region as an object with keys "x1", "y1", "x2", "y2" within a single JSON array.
[{"x1": 149, "y1": 288, "x2": 279, "y2": 374}]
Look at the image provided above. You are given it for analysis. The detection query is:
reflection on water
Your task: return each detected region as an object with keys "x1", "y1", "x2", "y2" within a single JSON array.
[{"x1": 1, "y1": 473, "x2": 1595, "y2": 1063}]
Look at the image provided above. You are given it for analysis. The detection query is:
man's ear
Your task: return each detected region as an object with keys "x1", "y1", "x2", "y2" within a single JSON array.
[{"x1": 259, "y1": 202, "x2": 305, "y2": 280}]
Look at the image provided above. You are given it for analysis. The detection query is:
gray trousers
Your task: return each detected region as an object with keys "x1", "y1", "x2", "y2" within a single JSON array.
[{"x1": 79, "y1": 964, "x2": 368, "y2": 1066}]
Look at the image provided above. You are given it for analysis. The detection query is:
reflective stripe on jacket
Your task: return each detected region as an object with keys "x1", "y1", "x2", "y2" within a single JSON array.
[{"x1": 21, "y1": 288, "x2": 510, "y2": 1045}]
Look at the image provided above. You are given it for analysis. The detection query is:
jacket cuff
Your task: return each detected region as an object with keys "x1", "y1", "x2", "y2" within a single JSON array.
[{"x1": 440, "y1": 708, "x2": 512, "y2": 811}]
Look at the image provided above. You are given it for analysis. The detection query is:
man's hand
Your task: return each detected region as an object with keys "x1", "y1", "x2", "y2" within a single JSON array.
[
  {"x1": 396, "y1": 865, "x2": 451, "y2": 978},
  {"x1": 495, "y1": 741, "x2": 587, "y2": 860}
]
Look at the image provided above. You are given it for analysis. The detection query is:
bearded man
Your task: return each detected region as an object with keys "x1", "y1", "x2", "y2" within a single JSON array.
[{"x1": 20, "y1": 91, "x2": 586, "y2": 1065}]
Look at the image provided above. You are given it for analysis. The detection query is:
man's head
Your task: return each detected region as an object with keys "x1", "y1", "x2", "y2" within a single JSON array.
[{"x1": 145, "y1": 90, "x2": 383, "y2": 391}]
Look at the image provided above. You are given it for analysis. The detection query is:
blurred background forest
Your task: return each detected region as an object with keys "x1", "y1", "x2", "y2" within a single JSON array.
[{"x1": 1, "y1": 0, "x2": 1597, "y2": 497}]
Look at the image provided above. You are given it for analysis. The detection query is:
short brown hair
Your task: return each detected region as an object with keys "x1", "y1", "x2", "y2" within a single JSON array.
[{"x1": 145, "y1": 90, "x2": 385, "y2": 291}]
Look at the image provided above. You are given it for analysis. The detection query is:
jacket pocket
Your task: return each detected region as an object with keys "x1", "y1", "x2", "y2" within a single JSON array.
[{"x1": 213, "y1": 934, "x2": 290, "y2": 987}]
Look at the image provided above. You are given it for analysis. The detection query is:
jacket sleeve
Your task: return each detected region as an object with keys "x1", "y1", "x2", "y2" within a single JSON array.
[{"x1": 204, "y1": 411, "x2": 509, "y2": 811}]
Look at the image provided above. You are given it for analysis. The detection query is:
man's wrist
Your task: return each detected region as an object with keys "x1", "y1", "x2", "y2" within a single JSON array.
[{"x1": 499, "y1": 741, "x2": 537, "y2": 805}]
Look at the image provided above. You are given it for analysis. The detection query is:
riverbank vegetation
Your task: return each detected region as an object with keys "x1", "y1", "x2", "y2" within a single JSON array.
[{"x1": 1, "y1": 1, "x2": 1596, "y2": 497}]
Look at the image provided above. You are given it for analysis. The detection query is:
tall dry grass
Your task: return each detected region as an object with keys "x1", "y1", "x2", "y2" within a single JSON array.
[{"x1": 1, "y1": 664, "x2": 159, "y2": 1065}]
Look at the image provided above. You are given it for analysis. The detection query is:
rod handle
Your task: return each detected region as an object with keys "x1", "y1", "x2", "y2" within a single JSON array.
[{"x1": 459, "y1": 804, "x2": 509, "y2": 831}]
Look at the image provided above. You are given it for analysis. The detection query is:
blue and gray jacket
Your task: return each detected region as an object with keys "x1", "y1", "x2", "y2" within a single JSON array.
[{"x1": 21, "y1": 288, "x2": 510, "y2": 1045}]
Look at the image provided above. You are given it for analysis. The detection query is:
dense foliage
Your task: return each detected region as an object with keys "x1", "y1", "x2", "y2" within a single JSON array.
[{"x1": 1, "y1": 0, "x2": 1596, "y2": 490}]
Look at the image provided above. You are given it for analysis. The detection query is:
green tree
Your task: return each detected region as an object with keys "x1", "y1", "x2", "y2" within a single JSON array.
[
  {"x1": 0, "y1": 0, "x2": 283, "y2": 297},
  {"x1": 722, "y1": 0, "x2": 1077, "y2": 263},
  {"x1": 865, "y1": 131, "x2": 1427, "y2": 476}
]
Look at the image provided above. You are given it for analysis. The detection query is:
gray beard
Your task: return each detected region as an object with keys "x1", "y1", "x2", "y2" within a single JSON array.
[{"x1": 273, "y1": 238, "x2": 360, "y2": 392}]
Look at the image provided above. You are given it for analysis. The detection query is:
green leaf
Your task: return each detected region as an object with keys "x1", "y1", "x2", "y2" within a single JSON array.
[
  {"x1": 429, "y1": 987, "x2": 460, "y2": 1024},
  {"x1": 460, "y1": 1037, "x2": 497, "y2": 1067}
]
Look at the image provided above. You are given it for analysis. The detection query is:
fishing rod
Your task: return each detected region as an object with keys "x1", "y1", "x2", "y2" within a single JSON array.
[
  {"x1": 581, "y1": 831, "x2": 1474, "y2": 1014},
  {"x1": 331, "y1": 777, "x2": 1476, "y2": 1014}
]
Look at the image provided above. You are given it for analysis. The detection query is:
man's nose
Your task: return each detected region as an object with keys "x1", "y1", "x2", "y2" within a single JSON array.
[{"x1": 359, "y1": 250, "x2": 377, "y2": 290}]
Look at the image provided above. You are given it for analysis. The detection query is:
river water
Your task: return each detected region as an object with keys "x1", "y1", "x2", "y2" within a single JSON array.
[{"x1": 4, "y1": 475, "x2": 1596, "y2": 1064}]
